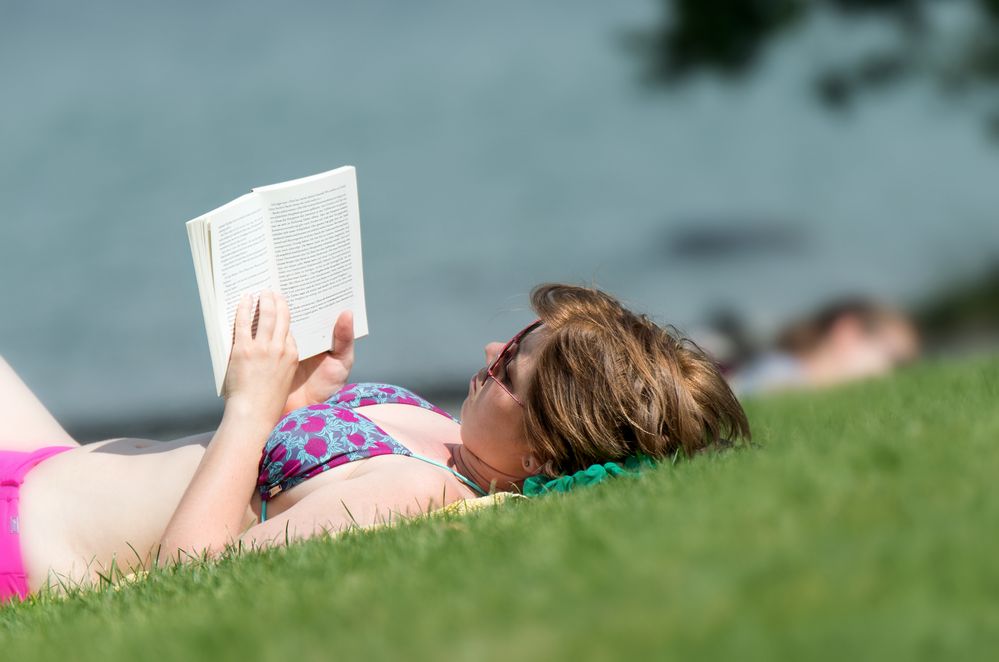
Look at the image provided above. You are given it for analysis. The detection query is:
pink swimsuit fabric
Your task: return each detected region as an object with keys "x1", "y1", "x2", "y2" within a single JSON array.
[{"x1": 0, "y1": 446, "x2": 73, "y2": 604}]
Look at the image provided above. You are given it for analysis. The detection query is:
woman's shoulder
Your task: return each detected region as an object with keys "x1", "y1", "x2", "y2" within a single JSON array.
[{"x1": 329, "y1": 383, "x2": 457, "y2": 421}]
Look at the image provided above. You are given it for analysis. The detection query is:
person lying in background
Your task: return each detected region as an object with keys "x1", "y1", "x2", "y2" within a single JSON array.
[
  {"x1": 0, "y1": 283, "x2": 749, "y2": 602},
  {"x1": 727, "y1": 298, "x2": 920, "y2": 397}
]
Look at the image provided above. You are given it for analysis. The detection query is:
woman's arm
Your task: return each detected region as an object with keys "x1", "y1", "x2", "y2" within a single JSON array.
[{"x1": 159, "y1": 291, "x2": 298, "y2": 562}]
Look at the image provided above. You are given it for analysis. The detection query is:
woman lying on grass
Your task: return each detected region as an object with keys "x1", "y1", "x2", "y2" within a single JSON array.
[{"x1": 0, "y1": 284, "x2": 749, "y2": 601}]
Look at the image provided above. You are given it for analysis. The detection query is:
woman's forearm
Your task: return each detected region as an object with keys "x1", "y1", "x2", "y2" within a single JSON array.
[
  {"x1": 159, "y1": 290, "x2": 297, "y2": 563},
  {"x1": 158, "y1": 402, "x2": 274, "y2": 562}
]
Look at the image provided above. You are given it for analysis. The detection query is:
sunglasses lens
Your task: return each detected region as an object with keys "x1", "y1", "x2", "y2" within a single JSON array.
[
  {"x1": 493, "y1": 343, "x2": 514, "y2": 386},
  {"x1": 485, "y1": 320, "x2": 541, "y2": 406}
]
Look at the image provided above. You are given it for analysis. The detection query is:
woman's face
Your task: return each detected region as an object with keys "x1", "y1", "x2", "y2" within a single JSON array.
[{"x1": 459, "y1": 322, "x2": 548, "y2": 477}]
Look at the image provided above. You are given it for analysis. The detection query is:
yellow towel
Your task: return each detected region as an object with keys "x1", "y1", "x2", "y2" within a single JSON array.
[{"x1": 431, "y1": 491, "x2": 528, "y2": 516}]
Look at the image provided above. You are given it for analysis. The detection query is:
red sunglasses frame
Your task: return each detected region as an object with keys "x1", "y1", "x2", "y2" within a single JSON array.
[{"x1": 485, "y1": 319, "x2": 543, "y2": 407}]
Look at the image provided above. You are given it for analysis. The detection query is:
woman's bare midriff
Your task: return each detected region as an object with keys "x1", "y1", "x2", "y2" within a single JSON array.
[
  {"x1": 16, "y1": 403, "x2": 465, "y2": 593},
  {"x1": 19, "y1": 433, "x2": 216, "y2": 591}
]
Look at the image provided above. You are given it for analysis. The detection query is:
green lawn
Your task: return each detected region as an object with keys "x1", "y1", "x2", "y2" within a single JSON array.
[{"x1": 2, "y1": 355, "x2": 998, "y2": 661}]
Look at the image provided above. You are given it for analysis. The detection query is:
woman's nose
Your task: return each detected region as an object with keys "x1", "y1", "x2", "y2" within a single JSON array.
[{"x1": 484, "y1": 342, "x2": 505, "y2": 365}]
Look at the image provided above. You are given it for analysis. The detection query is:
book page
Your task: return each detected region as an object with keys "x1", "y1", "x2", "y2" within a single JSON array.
[
  {"x1": 186, "y1": 216, "x2": 224, "y2": 389},
  {"x1": 209, "y1": 193, "x2": 279, "y2": 389},
  {"x1": 253, "y1": 166, "x2": 368, "y2": 358}
]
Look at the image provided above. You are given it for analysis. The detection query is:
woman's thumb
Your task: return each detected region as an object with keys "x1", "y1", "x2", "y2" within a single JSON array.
[{"x1": 332, "y1": 310, "x2": 355, "y2": 355}]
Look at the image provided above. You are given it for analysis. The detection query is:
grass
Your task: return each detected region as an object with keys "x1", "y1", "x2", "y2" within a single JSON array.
[{"x1": 2, "y1": 355, "x2": 999, "y2": 661}]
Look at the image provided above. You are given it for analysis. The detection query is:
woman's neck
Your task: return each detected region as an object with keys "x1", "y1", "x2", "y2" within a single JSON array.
[{"x1": 448, "y1": 444, "x2": 524, "y2": 494}]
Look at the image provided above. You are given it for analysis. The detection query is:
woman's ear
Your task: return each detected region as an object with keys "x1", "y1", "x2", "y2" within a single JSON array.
[{"x1": 522, "y1": 453, "x2": 554, "y2": 476}]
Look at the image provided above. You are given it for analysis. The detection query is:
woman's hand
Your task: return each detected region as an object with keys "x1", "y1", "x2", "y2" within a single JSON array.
[
  {"x1": 284, "y1": 310, "x2": 355, "y2": 412},
  {"x1": 162, "y1": 290, "x2": 297, "y2": 562},
  {"x1": 223, "y1": 290, "x2": 299, "y2": 426}
]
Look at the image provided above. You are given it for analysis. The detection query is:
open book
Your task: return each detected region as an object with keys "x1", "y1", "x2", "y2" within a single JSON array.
[{"x1": 186, "y1": 166, "x2": 368, "y2": 396}]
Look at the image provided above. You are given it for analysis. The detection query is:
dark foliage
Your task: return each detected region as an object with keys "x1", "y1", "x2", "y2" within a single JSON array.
[
  {"x1": 629, "y1": 0, "x2": 999, "y2": 135},
  {"x1": 914, "y1": 262, "x2": 999, "y2": 347}
]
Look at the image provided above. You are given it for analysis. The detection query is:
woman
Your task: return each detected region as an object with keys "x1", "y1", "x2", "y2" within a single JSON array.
[{"x1": 0, "y1": 284, "x2": 749, "y2": 601}]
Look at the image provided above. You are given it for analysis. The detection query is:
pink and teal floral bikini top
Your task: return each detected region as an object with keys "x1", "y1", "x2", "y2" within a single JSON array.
[{"x1": 256, "y1": 382, "x2": 487, "y2": 521}]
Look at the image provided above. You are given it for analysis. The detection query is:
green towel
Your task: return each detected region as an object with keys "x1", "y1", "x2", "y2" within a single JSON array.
[{"x1": 521, "y1": 453, "x2": 658, "y2": 496}]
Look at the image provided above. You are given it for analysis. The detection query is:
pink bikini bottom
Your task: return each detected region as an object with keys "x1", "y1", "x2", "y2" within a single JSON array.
[{"x1": 0, "y1": 446, "x2": 73, "y2": 604}]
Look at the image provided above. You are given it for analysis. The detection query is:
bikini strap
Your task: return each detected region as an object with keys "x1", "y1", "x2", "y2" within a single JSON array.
[{"x1": 407, "y1": 453, "x2": 489, "y2": 497}]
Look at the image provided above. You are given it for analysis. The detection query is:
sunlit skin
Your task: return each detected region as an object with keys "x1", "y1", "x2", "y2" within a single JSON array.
[{"x1": 0, "y1": 293, "x2": 550, "y2": 594}]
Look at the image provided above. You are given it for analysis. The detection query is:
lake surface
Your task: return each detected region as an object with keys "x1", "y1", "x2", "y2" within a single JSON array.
[{"x1": 2, "y1": 0, "x2": 998, "y2": 434}]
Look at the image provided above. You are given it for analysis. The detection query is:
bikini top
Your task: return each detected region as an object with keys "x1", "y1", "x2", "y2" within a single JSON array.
[{"x1": 256, "y1": 382, "x2": 488, "y2": 521}]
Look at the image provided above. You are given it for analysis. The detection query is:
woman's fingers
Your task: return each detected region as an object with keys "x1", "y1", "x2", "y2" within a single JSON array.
[
  {"x1": 232, "y1": 290, "x2": 294, "y2": 350},
  {"x1": 255, "y1": 291, "x2": 276, "y2": 341},
  {"x1": 273, "y1": 293, "x2": 291, "y2": 350},
  {"x1": 234, "y1": 293, "x2": 253, "y2": 347}
]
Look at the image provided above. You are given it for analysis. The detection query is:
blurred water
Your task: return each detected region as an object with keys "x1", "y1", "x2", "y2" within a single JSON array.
[{"x1": 2, "y1": 0, "x2": 998, "y2": 431}]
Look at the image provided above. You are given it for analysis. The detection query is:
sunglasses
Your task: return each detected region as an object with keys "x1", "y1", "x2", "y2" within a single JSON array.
[{"x1": 485, "y1": 319, "x2": 543, "y2": 407}]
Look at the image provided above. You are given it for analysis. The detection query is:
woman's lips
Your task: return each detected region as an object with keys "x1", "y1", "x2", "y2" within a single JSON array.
[{"x1": 470, "y1": 368, "x2": 486, "y2": 396}]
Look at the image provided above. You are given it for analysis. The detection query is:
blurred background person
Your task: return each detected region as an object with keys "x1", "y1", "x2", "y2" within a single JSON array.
[{"x1": 725, "y1": 298, "x2": 920, "y2": 396}]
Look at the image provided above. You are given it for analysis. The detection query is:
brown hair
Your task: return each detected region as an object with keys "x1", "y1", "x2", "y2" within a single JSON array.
[{"x1": 523, "y1": 284, "x2": 750, "y2": 475}]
